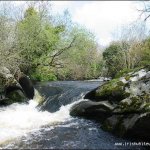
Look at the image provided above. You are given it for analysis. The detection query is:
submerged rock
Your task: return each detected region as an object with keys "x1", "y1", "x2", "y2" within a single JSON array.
[{"x1": 70, "y1": 68, "x2": 150, "y2": 140}]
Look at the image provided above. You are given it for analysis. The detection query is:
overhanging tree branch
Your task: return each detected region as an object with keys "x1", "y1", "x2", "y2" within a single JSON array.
[
  {"x1": 35, "y1": 36, "x2": 76, "y2": 68},
  {"x1": 49, "y1": 36, "x2": 76, "y2": 66}
]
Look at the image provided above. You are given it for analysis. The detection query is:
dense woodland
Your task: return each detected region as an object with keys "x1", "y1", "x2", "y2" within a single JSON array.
[{"x1": 0, "y1": 1, "x2": 150, "y2": 81}]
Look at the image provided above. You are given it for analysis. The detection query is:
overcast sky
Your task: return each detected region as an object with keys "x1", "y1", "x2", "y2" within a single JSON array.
[
  {"x1": 50, "y1": 1, "x2": 145, "y2": 46},
  {"x1": 14, "y1": 1, "x2": 146, "y2": 46}
]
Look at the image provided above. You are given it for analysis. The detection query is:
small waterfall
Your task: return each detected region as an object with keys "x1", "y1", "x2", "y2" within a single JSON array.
[
  {"x1": 33, "y1": 89, "x2": 45, "y2": 104},
  {"x1": 0, "y1": 88, "x2": 85, "y2": 147}
]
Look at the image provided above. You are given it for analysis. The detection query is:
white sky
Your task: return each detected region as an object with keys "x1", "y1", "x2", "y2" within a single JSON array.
[
  {"x1": 51, "y1": 1, "x2": 144, "y2": 46},
  {"x1": 14, "y1": 1, "x2": 145, "y2": 46}
]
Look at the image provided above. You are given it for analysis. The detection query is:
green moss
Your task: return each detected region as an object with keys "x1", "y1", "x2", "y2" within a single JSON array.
[
  {"x1": 119, "y1": 101, "x2": 129, "y2": 109},
  {"x1": 115, "y1": 68, "x2": 131, "y2": 78},
  {"x1": 117, "y1": 96, "x2": 146, "y2": 113},
  {"x1": 125, "y1": 76, "x2": 130, "y2": 81},
  {"x1": 117, "y1": 81, "x2": 125, "y2": 86},
  {"x1": 130, "y1": 97, "x2": 142, "y2": 109},
  {"x1": 143, "y1": 103, "x2": 150, "y2": 111},
  {"x1": 96, "y1": 78, "x2": 129, "y2": 101},
  {"x1": 115, "y1": 67, "x2": 144, "y2": 79},
  {"x1": 141, "y1": 93, "x2": 150, "y2": 103}
]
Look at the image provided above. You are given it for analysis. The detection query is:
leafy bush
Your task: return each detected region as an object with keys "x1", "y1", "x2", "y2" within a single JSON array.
[{"x1": 30, "y1": 66, "x2": 57, "y2": 81}]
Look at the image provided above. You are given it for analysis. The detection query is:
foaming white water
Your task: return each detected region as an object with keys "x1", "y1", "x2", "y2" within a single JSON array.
[{"x1": 0, "y1": 91, "x2": 84, "y2": 146}]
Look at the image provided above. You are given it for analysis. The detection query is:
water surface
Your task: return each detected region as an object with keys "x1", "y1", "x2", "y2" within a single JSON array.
[{"x1": 0, "y1": 81, "x2": 143, "y2": 149}]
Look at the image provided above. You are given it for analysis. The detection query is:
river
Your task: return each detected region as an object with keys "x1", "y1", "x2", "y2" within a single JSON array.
[{"x1": 0, "y1": 81, "x2": 142, "y2": 149}]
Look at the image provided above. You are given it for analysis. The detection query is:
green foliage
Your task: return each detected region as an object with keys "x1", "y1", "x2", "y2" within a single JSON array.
[
  {"x1": 140, "y1": 38, "x2": 150, "y2": 68},
  {"x1": 102, "y1": 37, "x2": 150, "y2": 78},
  {"x1": 24, "y1": 7, "x2": 38, "y2": 18},
  {"x1": 59, "y1": 26, "x2": 102, "y2": 80},
  {"x1": 13, "y1": 6, "x2": 102, "y2": 81},
  {"x1": 103, "y1": 42, "x2": 124, "y2": 77},
  {"x1": 30, "y1": 66, "x2": 57, "y2": 81},
  {"x1": 17, "y1": 7, "x2": 62, "y2": 63},
  {"x1": 16, "y1": 6, "x2": 66, "y2": 79},
  {"x1": 115, "y1": 68, "x2": 132, "y2": 78}
]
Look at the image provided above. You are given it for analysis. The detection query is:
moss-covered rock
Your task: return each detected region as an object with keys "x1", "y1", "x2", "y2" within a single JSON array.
[
  {"x1": 95, "y1": 79, "x2": 130, "y2": 101},
  {"x1": 85, "y1": 68, "x2": 150, "y2": 103},
  {"x1": 0, "y1": 90, "x2": 27, "y2": 106},
  {"x1": 71, "y1": 68, "x2": 150, "y2": 140},
  {"x1": 0, "y1": 67, "x2": 33, "y2": 106}
]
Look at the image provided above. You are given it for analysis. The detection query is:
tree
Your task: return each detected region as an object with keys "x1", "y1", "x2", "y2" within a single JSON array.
[
  {"x1": 57, "y1": 25, "x2": 102, "y2": 80},
  {"x1": 103, "y1": 42, "x2": 127, "y2": 77},
  {"x1": 0, "y1": 5, "x2": 22, "y2": 74},
  {"x1": 16, "y1": 6, "x2": 66, "y2": 79},
  {"x1": 110, "y1": 21, "x2": 149, "y2": 76},
  {"x1": 0, "y1": 2, "x2": 102, "y2": 81},
  {"x1": 137, "y1": 1, "x2": 150, "y2": 21},
  {"x1": 140, "y1": 38, "x2": 150, "y2": 68}
]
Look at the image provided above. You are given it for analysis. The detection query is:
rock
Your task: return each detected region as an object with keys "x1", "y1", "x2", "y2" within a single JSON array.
[
  {"x1": 0, "y1": 67, "x2": 20, "y2": 105},
  {"x1": 70, "y1": 100, "x2": 114, "y2": 120},
  {"x1": 18, "y1": 74, "x2": 34, "y2": 99},
  {"x1": 0, "y1": 67, "x2": 17, "y2": 91},
  {"x1": 146, "y1": 71, "x2": 150, "y2": 79},
  {"x1": 0, "y1": 90, "x2": 27, "y2": 106},
  {"x1": 0, "y1": 67, "x2": 34, "y2": 106},
  {"x1": 71, "y1": 68, "x2": 150, "y2": 140},
  {"x1": 125, "y1": 112, "x2": 150, "y2": 140},
  {"x1": 102, "y1": 112, "x2": 150, "y2": 140},
  {"x1": 84, "y1": 87, "x2": 99, "y2": 101},
  {"x1": 85, "y1": 69, "x2": 150, "y2": 103},
  {"x1": 84, "y1": 79, "x2": 130, "y2": 102},
  {"x1": 97, "y1": 77, "x2": 112, "y2": 82}
]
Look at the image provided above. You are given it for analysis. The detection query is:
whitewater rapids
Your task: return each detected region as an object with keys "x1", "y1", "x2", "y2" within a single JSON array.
[{"x1": 0, "y1": 90, "x2": 84, "y2": 146}]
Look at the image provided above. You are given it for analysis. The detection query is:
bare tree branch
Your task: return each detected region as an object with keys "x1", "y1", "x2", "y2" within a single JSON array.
[
  {"x1": 137, "y1": 1, "x2": 150, "y2": 21},
  {"x1": 49, "y1": 36, "x2": 76, "y2": 66},
  {"x1": 35, "y1": 36, "x2": 76, "y2": 69}
]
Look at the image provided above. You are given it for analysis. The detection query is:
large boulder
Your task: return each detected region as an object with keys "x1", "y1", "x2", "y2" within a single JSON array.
[
  {"x1": 18, "y1": 74, "x2": 34, "y2": 99},
  {"x1": 70, "y1": 68, "x2": 150, "y2": 140},
  {"x1": 0, "y1": 67, "x2": 34, "y2": 106},
  {"x1": 85, "y1": 69, "x2": 150, "y2": 103},
  {"x1": 125, "y1": 112, "x2": 150, "y2": 140},
  {"x1": 70, "y1": 100, "x2": 114, "y2": 120},
  {"x1": 102, "y1": 112, "x2": 150, "y2": 141},
  {"x1": 0, "y1": 67, "x2": 17, "y2": 91}
]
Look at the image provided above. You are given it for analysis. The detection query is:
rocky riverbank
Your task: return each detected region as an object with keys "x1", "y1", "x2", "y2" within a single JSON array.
[
  {"x1": 0, "y1": 67, "x2": 34, "y2": 106},
  {"x1": 70, "y1": 68, "x2": 150, "y2": 141}
]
